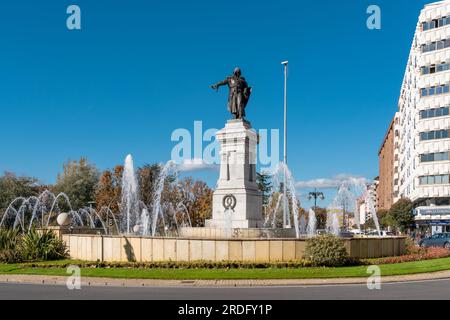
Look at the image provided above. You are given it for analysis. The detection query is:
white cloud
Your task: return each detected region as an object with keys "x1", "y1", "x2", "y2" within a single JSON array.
[
  {"x1": 295, "y1": 174, "x2": 369, "y2": 189},
  {"x1": 177, "y1": 159, "x2": 218, "y2": 172}
]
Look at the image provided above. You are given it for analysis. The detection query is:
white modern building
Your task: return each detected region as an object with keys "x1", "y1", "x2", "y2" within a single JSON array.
[
  {"x1": 358, "y1": 200, "x2": 369, "y2": 225},
  {"x1": 396, "y1": 1, "x2": 450, "y2": 234},
  {"x1": 368, "y1": 179, "x2": 378, "y2": 208},
  {"x1": 356, "y1": 180, "x2": 377, "y2": 226},
  {"x1": 393, "y1": 112, "x2": 401, "y2": 203}
]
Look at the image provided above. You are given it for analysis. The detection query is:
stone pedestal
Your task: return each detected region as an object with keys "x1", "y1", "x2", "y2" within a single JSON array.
[{"x1": 206, "y1": 120, "x2": 263, "y2": 228}]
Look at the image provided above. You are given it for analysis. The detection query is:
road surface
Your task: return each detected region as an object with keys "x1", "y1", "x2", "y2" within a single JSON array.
[{"x1": 0, "y1": 279, "x2": 449, "y2": 300}]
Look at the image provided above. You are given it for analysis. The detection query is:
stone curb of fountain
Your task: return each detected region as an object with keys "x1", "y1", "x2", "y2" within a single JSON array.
[{"x1": 1, "y1": 270, "x2": 450, "y2": 288}]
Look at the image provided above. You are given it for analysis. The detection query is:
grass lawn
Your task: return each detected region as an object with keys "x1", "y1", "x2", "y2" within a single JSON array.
[{"x1": 0, "y1": 257, "x2": 450, "y2": 280}]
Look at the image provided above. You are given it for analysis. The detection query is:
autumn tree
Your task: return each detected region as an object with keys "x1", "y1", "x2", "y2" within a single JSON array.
[
  {"x1": 137, "y1": 163, "x2": 161, "y2": 208},
  {"x1": 93, "y1": 166, "x2": 123, "y2": 231},
  {"x1": 314, "y1": 207, "x2": 328, "y2": 230},
  {"x1": 173, "y1": 178, "x2": 213, "y2": 227},
  {"x1": 190, "y1": 180, "x2": 213, "y2": 226},
  {"x1": 112, "y1": 165, "x2": 124, "y2": 211},
  {"x1": 96, "y1": 170, "x2": 116, "y2": 212}
]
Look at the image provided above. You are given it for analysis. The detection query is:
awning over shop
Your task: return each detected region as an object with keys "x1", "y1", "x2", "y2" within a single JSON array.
[
  {"x1": 416, "y1": 220, "x2": 450, "y2": 226},
  {"x1": 415, "y1": 206, "x2": 450, "y2": 216}
]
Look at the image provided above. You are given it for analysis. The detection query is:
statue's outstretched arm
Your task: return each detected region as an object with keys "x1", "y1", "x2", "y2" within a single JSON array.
[{"x1": 210, "y1": 78, "x2": 228, "y2": 91}]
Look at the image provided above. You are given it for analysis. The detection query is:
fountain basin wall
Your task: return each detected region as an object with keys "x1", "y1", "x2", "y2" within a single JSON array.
[
  {"x1": 38, "y1": 226, "x2": 104, "y2": 238},
  {"x1": 179, "y1": 227, "x2": 297, "y2": 239},
  {"x1": 61, "y1": 234, "x2": 406, "y2": 262}
]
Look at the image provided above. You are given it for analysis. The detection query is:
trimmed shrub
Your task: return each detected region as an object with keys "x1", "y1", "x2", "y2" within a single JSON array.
[
  {"x1": 404, "y1": 237, "x2": 420, "y2": 254},
  {"x1": 303, "y1": 234, "x2": 350, "y2": 267}
]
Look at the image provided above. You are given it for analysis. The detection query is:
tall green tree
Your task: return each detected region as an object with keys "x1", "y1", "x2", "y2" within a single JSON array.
[
  {"x1": 375, "y1": 209, "x2": 395, "y2": 229},
  {"x1": 389, "y1": 198, "x2": 414, "y2": 232},
  {"x1": 0, "y1": 172, "x2": 40, "y2": 210},
  {"x1": 54, "y1": 158, "x2": 99, "y2": 210},
  {"x1": 362, "y1": 217, "x2": 375, "y2": 230},
  {"x1": 256, "y1": 172, "x2": 272, "y2": 206}
]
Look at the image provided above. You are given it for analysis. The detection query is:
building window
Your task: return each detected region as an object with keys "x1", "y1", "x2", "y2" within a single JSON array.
[
  {"x1": 420, "y1": 84, "x2": 450, "y2": 97},
  {"x1": 419, "y1": 174, "x2": 450, "y2": 185},
  {"x1": 422, "y1": 107, "x2": 450, "y2": 119},
  {"x1": 419, "y1": 107, "x2": 450, "y2": 119},
  {"x1": 420, "y1": 129, "x2": 450, "y2": 141},
  {"x1": 422, "y1": 17, "x2": 450, "y2": 31},
  {"x1": 430, "y1": 87, "x2": 436, "y2": 95},
  {"x1": 421, "y1": 38, "x2": 450, "y2": 53},
  {"x1": 420, "y1": 152, "x2": 450, "y2": 162},
  {"x1": 427, "y1": 61, "x2": 450, "y2": 74}
]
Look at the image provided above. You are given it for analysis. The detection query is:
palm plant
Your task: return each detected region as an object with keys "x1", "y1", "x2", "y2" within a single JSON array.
[
  {"x1": 0, "y1": 228, "x2": 23, "y2": 263},
  {"x1": 0, "y1": 228, "x2": 21, "y2": 251},
  {"x1": 21, "y1": 229, "x2": 68, "y2": 261}
]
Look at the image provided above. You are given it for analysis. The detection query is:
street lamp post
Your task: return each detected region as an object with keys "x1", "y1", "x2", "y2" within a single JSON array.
[
  {"x1": 281, "y1": 60, "x2": 289, "y2": 228},
  {"x1": 342, "y1": 202, "x2": 347, "y2": 231},
  {"x1": 307, "y1": 189, "x2": 325, "y2": 209},
  {"x1": 88, "y1": 201, "x2": 96, "y2": 210}
]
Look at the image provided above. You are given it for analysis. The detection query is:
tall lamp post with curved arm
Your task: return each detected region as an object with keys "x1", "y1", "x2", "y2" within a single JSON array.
[{"x1": 281, "y1": 60, "x2": 289, "y2": 228}]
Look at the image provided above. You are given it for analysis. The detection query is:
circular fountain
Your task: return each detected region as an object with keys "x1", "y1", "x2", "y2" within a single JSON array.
[{"x1": 0, "y1": 151, "x2": 406, "y2": 262}]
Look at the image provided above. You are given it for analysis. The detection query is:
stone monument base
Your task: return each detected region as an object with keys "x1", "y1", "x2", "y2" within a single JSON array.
[
  {"x1": 205, "y1": 219, "x2": 264, "y2": 229},
  {"x1": 208, "y1": 119, "x2": 264, "y2": 229}
]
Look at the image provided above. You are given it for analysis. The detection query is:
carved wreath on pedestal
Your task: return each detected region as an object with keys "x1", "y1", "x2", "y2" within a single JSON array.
[{"x1": 222, "y1": 194, "x2": 237, "y2": 211}]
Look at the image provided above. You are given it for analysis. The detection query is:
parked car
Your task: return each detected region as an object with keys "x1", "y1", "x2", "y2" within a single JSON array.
[
  {"x1": 419, "y1": 233, "x2": 450, "y2": 249},
  {"x1": 338, "y1": 231, "x2": 354, "y2": 238},
  {"x1": 349, "y1": 229, "x2": 364, "y2": 235}
]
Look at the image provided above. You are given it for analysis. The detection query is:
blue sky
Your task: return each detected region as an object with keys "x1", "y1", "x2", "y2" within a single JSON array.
[{"x1": 0, "y1": 0, "x2": 433, "y2": 208}]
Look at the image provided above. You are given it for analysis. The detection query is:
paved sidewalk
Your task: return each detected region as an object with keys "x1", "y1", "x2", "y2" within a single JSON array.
[{"x1": 1, "y1": 270, "x2": 450, "y2": 287}]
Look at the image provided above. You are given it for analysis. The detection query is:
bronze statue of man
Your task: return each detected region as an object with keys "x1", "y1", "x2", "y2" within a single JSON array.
[{"x1": 211, "y1": 67, "x2": 252, "y2": 120}]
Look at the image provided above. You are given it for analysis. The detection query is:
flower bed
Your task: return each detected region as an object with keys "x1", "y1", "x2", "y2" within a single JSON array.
[{"x1": 365, "y1": 246, "x2": 450, "y2": 265}]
